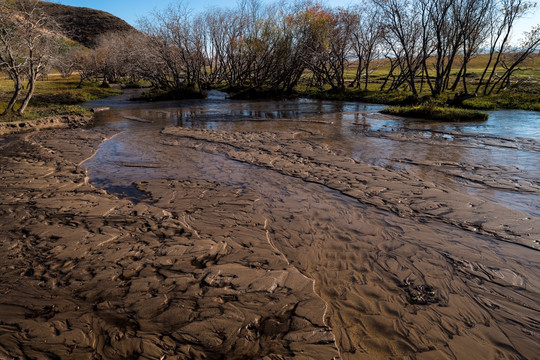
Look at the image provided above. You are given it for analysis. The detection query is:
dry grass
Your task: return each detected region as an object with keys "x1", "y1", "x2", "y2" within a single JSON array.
[{"x1": 0, "y1": 73, "x2": 121, "y2": 122}]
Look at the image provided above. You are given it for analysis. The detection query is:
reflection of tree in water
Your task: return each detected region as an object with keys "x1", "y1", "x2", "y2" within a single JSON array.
[{"x1": 352, "y1": 111, "x2": 370, "y2": 131}]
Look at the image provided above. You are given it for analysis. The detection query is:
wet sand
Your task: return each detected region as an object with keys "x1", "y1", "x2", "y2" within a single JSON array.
[
  {"x1": 1, "y1": 96, "x2": 539, "y2": 359},
  {"x1": 0, "y1": 130, "x2": 338, "y2": 359},
  {"x1": 158, "y1": 126, "x2": 539, "y2": 359},
  {"x1": 0, "y1": 114, "x2": 92, "y2": 137}
]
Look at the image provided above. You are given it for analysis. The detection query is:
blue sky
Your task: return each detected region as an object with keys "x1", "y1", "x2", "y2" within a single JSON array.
[{"x1": 48, "y1": 0, "x2": 539, "y2": 40}]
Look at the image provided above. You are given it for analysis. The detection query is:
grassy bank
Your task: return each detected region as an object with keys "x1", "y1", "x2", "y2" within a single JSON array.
[
  {"x1": 295, "y1": 53, "x2": 540, "y2": 115},
  {"x1": 296, "y1": 84, "x2": 538, "y2": 121},
  {"x1": 381, "y1": 104, "x2": 488, "y2": 122},
  {"x1": 0, "y1": 74, "x2": 122, "y2": 122},
  {"x1": 298, "y1": 87, "x2": 423, "y2": 105},
  {"x1": 462, "y1": 91, "x2": 540, "y2": 111},
  {"x1": 298, "y1": 85, "x2": 539, "y2": 110}
]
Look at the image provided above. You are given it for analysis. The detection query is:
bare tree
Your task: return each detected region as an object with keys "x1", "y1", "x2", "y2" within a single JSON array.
[
  {"x1": 55, "y1": 41, "x2": 84, "y2": 78},
  {"x1": 12, "y1": 0, "x2": 60, "y2": 115},
  {"x1": 326, "y1": 7, "x2": 357, "y2": 91},
  {"x1": 287, "y1": 3, "x2": 355, "y2": 91},
  {"x1": 0, "y1": 1, "x2": 27, "y2": 115},
  {"x1": 488, "y1": 25, "x2": 540, "y2": 93},
  {"x1": 137, "y1": 2, "x2": 211, "y2": 94},
  {"x1": 98, "y1": 0, "x2": 537, "y2": 99},
  {"x1": 475, "y1": 0, "x2": 535, "y2": 95},
  {"x1": 138, "y1": 7, "x2": 186, "y2": 92},
  {"x1": 419, "y1": 0, "x2": 462, "y2": 96},
  {"x1": 72, "y1": 48, "x2": 98, "y2": 87},
  {"x1": 374, "y1": 0, "x2": 424, "y2": 96},
  {"x1": 350, "y1": 3, "x2": 383, "y2": 90},
  {"x1": 450, "y1": 0, "x2": 492, "y2": 93}
]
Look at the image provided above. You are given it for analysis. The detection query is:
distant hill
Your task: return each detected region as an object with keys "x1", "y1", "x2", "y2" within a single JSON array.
[{"x1": 39, "y1": 1, "x2": 135, "y2": 48}]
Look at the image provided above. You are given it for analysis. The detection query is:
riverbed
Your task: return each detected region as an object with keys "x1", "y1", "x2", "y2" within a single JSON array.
[
  {"x1": 85, "y1": 91, "x2": 540, "y2": 358},
  {"x1": 0, "y1": 91, "x2": 538, "y2": 359}
]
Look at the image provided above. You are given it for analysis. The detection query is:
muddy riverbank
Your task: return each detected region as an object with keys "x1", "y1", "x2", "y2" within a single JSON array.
[
  {"x1": 0, "y1": 129, "x2": 338, "y2": 359},
  {"x1": 0, "y1": 114, "x2": 93, "y2": 137},
  {"x1": 1, "y1": 92, "x2": 539, "y2": 359}
]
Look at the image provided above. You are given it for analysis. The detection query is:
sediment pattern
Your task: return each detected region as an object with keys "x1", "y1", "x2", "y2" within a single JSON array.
[
  {"x1": 156, "y1": 126, "x2": 540, "y2": 359},
  {"x1": 0, "y1": 130, "x2": 339, "y2": 359},
  {"x1": 161, "y1": 127, "x2": 539, "y2": 250},
  {"x1": 1, "y1": 107, "x2": 538, "y2": 359}
]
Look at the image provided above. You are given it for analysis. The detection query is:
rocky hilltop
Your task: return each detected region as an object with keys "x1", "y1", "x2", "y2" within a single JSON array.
[{"x1": 40, "y1": 1, "x2": 135, "y2": 47}]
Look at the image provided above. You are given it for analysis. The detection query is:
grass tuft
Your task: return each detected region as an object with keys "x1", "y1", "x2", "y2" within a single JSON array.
[
  {"x1": 381, "y1": 104, "x2": 488, "y2": 122},
  {"x1": 462, "y1": 91, "x2": 540, "y2": 111}
]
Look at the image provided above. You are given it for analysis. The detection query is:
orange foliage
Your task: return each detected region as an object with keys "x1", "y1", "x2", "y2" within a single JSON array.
[{"x1": 287, "y1": 2, "x2": 336, "y2": 28}]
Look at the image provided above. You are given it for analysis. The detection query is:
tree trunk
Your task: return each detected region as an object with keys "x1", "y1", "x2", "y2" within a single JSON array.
[
  {"x1": 364, "y1": 62, "x2": 369, "y2": 90},
  {"x1": 77, "y1": 73, "x2": 85, "y2": 88},
  {"x1": 1, "y1": 77, "x2": 21, "y2": 115},
  {"x1": 380, "y1": 60, "x2": 397, "y2": 91},
  {"x1": 475, "y1": 51, "x2": 494, "y2": 94},
  {"x1": 462, "y1": 61, "x2": 469, "y2": 94},
  {"x1": 18, "y1": 77, "x2": 36, "y2": 116},
  {"x1": 450, "y1": 65, "x2": 464, "y2": 92},
  {"x1": 350, "y1": 58, "x2": 362, "y2": 88}
]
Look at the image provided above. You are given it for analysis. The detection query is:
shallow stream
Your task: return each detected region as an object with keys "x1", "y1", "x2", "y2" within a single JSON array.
[{"x1": 82, "y1": 90, "x2": 540, "y2": 359}]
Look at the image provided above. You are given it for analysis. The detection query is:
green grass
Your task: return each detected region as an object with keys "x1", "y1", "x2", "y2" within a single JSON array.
[
  {"x1": 462, "y1": 91, "x2": 540, "y2": 111},
  {"x1": 381, "y1": 104, "x2": 488, "y2": 122},
  {"x1": 344, "y1": 53, "x2": 540, "y2": 80},
  {"x1": 295, "y1": 81, "x2": 540, "y2": 112},
  {"x1": 296, "y1": 86, "x2": 436, "y2": 107},
  {"x1": 0, "y1": 74, "x2": 121, "y2": 122},
  {"x1": 0, "y1": 104, "x2": 92, "y2": 122},
  {"x1": 296, "y1": 86, "x2": 414, "y2": 104},
  {"x1": 335, "y1": 53, "x2": 540, "y2": 111}
]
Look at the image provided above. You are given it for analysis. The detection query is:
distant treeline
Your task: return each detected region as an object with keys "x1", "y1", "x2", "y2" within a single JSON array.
[
  {"x1": 1, "y1": 0, "x2": 539, "y2": 114},
  {"x1": 86, "y1": 0, "x2": 538, "y2": 97}
]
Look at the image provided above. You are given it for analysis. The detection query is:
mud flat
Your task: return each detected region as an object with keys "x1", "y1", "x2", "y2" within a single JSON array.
[
  {"x1": 0, "y1": 115, "x2": 91, "y2": 137},
  {"x1": 0, "y1": 100, "x2": 539, "y2": 359},
  {"x1": 158, "y1": 126, "x2": 540, "y2": 359},
  {"x1": 0, "y1": 129, "x2": 338, "y2": 359},
  {"x1": 161, "y1": 127, "x2": 539, "y2": 250}
]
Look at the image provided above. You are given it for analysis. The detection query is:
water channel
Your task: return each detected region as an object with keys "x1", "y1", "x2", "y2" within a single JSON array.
[{"x1": 82, "y1": 90, "x2": 540, "y2": 359}]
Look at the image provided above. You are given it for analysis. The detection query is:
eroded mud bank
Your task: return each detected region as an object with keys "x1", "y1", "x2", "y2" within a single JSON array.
[
  {"x1": 0, "y1": 114, "x2": 92, "y2": 137},
  {"x1": 159, "y1": 126, "x2": 539, "y2": 359},
  {"x1": 1, "y1": 93, "x2": 539, "y2": 359},
  {"x1": 0, "y1": 130, "x2": 338, "y2": 359}
]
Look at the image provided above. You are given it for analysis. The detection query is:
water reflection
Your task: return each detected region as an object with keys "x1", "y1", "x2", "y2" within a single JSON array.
[
  {"x1": 84, "y1": 91, "x2": 540, "y2": 217},
  {"x1": 79, "y1": 90, "x2": 540, "y2": 359}
]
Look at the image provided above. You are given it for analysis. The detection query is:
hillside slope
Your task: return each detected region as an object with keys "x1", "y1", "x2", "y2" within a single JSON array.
[{"x1": 39, "y1": 1, "x2": 135, "y2": 47}]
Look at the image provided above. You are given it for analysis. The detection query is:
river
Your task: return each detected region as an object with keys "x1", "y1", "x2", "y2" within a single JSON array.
[{"x1": 82, "y1": 90, "x2": 540, "y2": 359}]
